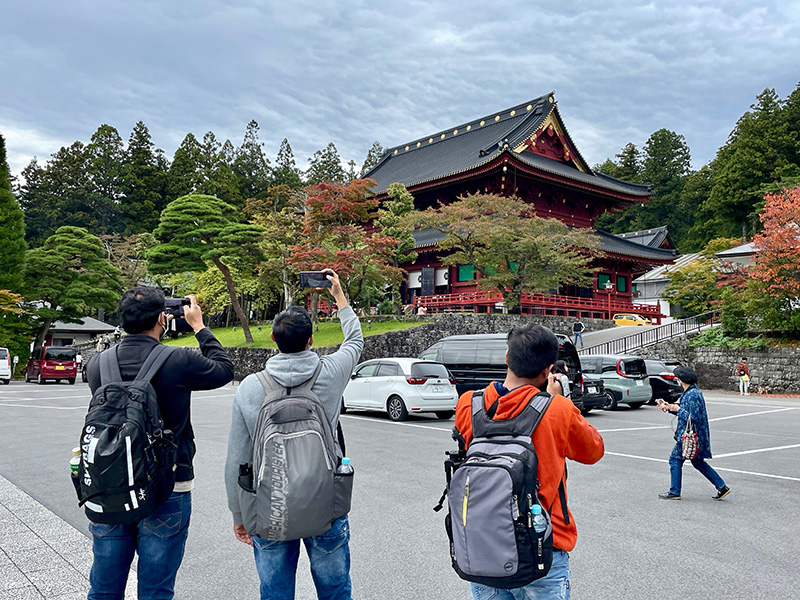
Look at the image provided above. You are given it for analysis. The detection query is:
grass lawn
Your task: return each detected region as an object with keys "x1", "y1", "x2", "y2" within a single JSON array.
[{"x1": 162, "y1": 319, "x2": 427, "y2": 348}]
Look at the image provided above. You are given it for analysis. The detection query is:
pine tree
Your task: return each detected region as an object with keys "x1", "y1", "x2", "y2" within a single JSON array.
[
  {"x1": 272, "y1": 138, "x2": 304, "y2": 190},
  {"x1": 167, "y1": 133, "x2": 202, "y2": 202},
  {"x1": 360, "y1": 141, "x2": 385, "y2": 177},
  {"x1": 233, "y1": 120, "x2": 272, "y2": 200},
  {"x1": 306, "y1": 142, "x2": 347, "y2": 185},
  {"x1": 0, "y1": 133, "x2": 27, "y2": 294},
  {"x1": 196, "y1": 132, "x2": 241, "y2": 206},
  {"x1": 87, "y1": 124, "x2": 125, "y2": 233},
  {"x1": 120, "y1": 121, "x2": 168, "y2": 234}
]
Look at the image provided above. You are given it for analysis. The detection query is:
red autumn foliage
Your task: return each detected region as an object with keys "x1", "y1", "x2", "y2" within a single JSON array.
[{"x1": 751, "y1": 186, "x2": 800, "y2": 298}]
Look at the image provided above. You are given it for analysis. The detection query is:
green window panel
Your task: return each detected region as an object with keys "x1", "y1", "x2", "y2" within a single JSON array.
[
  {"x1": 598, "y1": 273, "x2": 611, "y2": 290},
  {"x1": 458, "y1": 265, "x2": 475, "y2": 282},
  {"x1": 616, "y1": 275, "x2": 627, "y2": 292}
]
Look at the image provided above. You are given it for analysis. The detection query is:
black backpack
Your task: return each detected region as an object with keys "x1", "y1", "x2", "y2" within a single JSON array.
[
  {"x1": 436, "y1": 389, "x2": 558, "y2": 589},
  {"x1": 75, "y1": 345, "x2": 177, "y2": 524}
]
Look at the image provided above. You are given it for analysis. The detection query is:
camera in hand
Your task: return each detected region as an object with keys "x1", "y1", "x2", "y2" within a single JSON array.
[
  {"x1": 299, "y1": 271, "x2": 332, "y2": 289},
  {"x1": 165, "y1": 298, "x2": 193, "y2": 334}
]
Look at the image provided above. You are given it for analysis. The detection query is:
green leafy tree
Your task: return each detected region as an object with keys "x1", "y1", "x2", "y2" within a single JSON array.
[
  {"x1": 360, "y1": 141, "x2": 385, "y2": 176},
  {"x1": 595, "y1": 142, "x2": 643, "y2": 182},
  {"x1": 412, "y1": 194, "x2": 599, "y2": 310},
  {"x1": 377, "y1": 183, "x2": 417, "y2": 313},
  {"x1": 305, "y1": 142, "x2": 347, "y2": 186},
  {"x1": 121, "y1": 121, "x2": 168, "y2": 234},
  {"x1": 272, "y1": 138, "x2": 304, "y2": 190},
  {"x1": 246, "y1": 185, "x2": 306, "y2": 310},
  {"x1": 148, "y1": 194, "x2": 265, "y2": 343},
  {"x1": 0, "y1": 133, "x2": 26, "y2": 293},
  {"x1": 25, "y1": 226, "x2": 122, "y2": 347},
  {"x1": 99, "y1": 233, "x2": 155, "y2": 290},
  {"x1": 233, "y1": 120, "x2": 272, "y2": 201}
]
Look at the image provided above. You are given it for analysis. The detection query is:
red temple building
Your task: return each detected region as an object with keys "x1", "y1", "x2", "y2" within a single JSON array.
[{"x1": 364, "y1": 92, "x2": 677, "y2": 322}]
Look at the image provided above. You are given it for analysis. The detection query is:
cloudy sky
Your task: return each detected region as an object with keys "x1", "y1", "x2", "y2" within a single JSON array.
[{"x1": 1, "y1": 0, "x2": 798, "y2": 178}]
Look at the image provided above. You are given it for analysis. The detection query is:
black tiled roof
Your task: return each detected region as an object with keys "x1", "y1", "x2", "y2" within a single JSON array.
[
  {"x1": 365, "y1": 93, "x2": 651, "y2": 197},
  {"x1": 412, "y1": 227, "x2": 676, "y2": 262},
  {"x1": 615, "y1": 226, "x2": 673, "y2": 248}
]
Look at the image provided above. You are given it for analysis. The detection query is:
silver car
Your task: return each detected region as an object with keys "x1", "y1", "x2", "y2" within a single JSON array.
[
  {"x1": 579, "y1": 354, "x2": 652, "y2": 409},
  {"x1": 343, "y1": 358, "x2": 458, "y2": 421}
]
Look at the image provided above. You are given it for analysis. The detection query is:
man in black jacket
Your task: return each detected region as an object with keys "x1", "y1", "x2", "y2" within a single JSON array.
[{"x1": 85, "y1": 287, "x2": 233, "y2": 600}]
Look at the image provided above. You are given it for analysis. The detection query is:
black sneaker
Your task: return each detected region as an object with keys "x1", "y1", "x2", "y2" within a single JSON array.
[
  {"x1": 713, "y1": 486, "x2": 731, "y2": 501},
  {"x1": 658, "y1": 492, "x2": 681, "y2": 500}
]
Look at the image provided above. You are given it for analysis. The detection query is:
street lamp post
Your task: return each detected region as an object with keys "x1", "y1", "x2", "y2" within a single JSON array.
[{"x1": 604, "y1": 281, "x2": 614, "y2": 320}]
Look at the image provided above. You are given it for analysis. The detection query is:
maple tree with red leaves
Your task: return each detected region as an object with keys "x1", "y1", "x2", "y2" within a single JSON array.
[
  {"x1": 290, "y1": 178, "x2": 400, "y2": 310},
  {"x1": 751, "y1": 186, "x2": 800, "y2": 298}
]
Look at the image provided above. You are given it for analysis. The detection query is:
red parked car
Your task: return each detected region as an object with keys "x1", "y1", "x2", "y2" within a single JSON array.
[{"x1": 25, "y1": 346, "x2": 78, "y2": 385}]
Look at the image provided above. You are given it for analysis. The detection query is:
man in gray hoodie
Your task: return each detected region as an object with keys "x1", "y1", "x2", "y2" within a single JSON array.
[{"x1": 225, "y1": 269, "x2": 363, "y2": 600}]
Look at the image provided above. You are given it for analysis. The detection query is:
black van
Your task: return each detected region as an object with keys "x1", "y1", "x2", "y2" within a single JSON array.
[{"x1": 418, "y1": 333, "x2": 592, "y2": 411}]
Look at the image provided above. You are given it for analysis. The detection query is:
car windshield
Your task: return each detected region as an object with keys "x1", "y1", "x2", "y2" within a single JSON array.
[
  {"x1": 44, "y1": 348, "x2": 76, "y2": 361},
  {"x1": 645, "y1": 360, "x2": 668, "y2": 374},
  {"x1": 410, "y1": 362, "x2": 449, "y2": 379}
]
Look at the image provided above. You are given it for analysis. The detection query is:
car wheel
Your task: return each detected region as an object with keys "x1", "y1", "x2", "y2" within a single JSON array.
[
  {"x1": 387, "y1": 396, "x2": 408, "y2": 421},
  {"x1": 37, "y1": 373, "x2": 45, "y2": 385},
  {"x1": 68, "y1": 378, "x2": 76, "y2": 385},
  {"x1": 24, "y1": 372, "x2": 30, "y2": 383},
  {"x1": 628, "y1": 402, "x2": 644, "y2": 409},
  {"x1": 435, "y1": 410, "x2": 454, "y2": 420},
  {"x1": 580, "y1": 407, "x2": 592, "y2": 416},
  {"x1": 2, "y1": 379, "x2": 9, "y2": 385},
  {"x1": 603, "y1": 391, "x2": 618, "y2": 410}
]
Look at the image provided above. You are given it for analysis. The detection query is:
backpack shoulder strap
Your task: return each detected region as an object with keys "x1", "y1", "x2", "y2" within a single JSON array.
[
  {"x1": 134, "y1": 344, "x2": 175, "y2": 382},
  {"x1": 99, "y1": 347, "x2": 123, "y2": 385},
  {"x1": 293, "y1": 361, "x2": 324, "y2": 395},
  {"x1": 525, "y1": 391, "x2": 553, "y2": 436}
]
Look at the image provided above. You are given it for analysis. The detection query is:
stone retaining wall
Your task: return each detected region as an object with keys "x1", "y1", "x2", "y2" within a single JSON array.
[
  {"x1": 636, "y1": 335, "x2": 800, "y2": 394},
  {"x1": 219, "y1": 313, "x2": 609, "y2": 378}
]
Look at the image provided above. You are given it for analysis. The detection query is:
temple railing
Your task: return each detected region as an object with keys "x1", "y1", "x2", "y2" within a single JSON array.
[
  {"x1": 412, "y1": 290, "x2": 663, "y2": 322},
  {"x1": 578, "y1": 309, "x2": 721, "y2": 356}
]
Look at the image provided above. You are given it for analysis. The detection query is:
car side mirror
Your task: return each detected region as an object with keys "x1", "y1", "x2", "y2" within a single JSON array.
[{"x1": 350, "y1": 373, "x2": 357, "y2": 379}]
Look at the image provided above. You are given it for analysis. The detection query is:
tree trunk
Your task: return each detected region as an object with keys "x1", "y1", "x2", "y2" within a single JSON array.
[
  {"x1": 34, "y1": 318, "x2": 54, "y2": 348},
  {"x1": 311, "y1": 293, "x2": 319, "y2": 323},
  {"x1": 282, "y1": 267, "x2": 293, "y2": 310},
  {"x1": 213, "y1": 257, "x2": 253, "y2": 343}
]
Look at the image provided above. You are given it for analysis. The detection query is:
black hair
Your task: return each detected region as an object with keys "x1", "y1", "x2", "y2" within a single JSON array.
[
  {"x1": 553, "y1": 360, "x2": 568, "y2": 375},
  {"x1": 117, "y1": 287, "x2": 166, "y2": 334},
  {"x1": 506, "y1": 324, "x2": 559, "y2": 379},
  {"x1": 741, "y1": 357, "x2": 747, "y2": 361},
  {"x1": 673, "y1": 366, "x2": 698, "y2": 384},
  {"x1": 272, "y1": 306, "x2": 313, "y2": 353}
]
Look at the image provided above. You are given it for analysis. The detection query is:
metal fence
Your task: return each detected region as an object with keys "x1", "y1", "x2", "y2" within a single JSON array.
[{"x1": 578, "y1": 309, "x2": 721, "y2": 356}]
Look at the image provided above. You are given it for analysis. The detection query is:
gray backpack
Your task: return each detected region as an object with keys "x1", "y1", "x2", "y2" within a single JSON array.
[
  {"x1": 442, "y1": 389, "x2": 555, "y2": 589},
  {"x1": 236, "y1": 363, "x2": 353, "y2": 541}
]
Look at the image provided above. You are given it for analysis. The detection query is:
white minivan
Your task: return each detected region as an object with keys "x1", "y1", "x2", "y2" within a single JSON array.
[
  {"x1": 343, "y1": 358, "x2": 458, "y2": 421},
  {"x1": 0, "y1": 347, "x2": 12, "y2": 384}
]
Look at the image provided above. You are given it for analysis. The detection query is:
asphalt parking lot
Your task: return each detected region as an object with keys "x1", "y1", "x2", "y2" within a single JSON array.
[{"x1": 1, "y1": 380, "x2": 799, "y2": 599}]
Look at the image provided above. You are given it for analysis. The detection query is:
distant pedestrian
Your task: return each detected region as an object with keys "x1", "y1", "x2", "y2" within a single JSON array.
[
  {"x1": 113, "y1": 326, "x2": 121, "y2": 343},
  {"x1": 102, "y1": 335, "x2": 111, "y2": 350},
  {"x1": 735, "y1": 357, "x2": 750, "y2": 395},
  {"x1": 572, "y1": 317, "x2": 585, "y2": 348},
  {"x1": 95, "y1": 337, "x2": 104, "y2": 353},
  {"x1": 551, "y1": 359, "x2": 572, "y2": 400},
  {"x1": 656, "y1": 366, "x2": 730, "y2": 501}
]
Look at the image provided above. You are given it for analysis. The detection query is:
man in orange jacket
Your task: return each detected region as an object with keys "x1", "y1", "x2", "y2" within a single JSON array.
[{"x1": 454, "y1": 324, "x2": 604, "y2": 599}]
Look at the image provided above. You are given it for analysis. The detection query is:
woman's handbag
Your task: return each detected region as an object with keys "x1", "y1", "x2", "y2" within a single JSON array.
[{"x1": 681, "y1": 416, "x2": 699, "y2": 459}]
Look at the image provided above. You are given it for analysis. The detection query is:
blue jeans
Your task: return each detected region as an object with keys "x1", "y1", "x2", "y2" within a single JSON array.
[
  {"x1": 252, "y1": 514, "x2": 351, "y2": 600},
  {"x1": 573, "y1": 333, "x2": 583, "y2": 348},
  {"x1": 669, "y1": 456, "x2": 726, "y2": 495},
  {"x1": 88, "y1": 491, "x2": 191, "y2": 600},
  {"x1": 470, "y1": 550, "x2": 570, "y2": 600}
]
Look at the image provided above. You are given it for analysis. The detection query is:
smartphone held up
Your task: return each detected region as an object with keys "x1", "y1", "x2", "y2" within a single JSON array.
[{"x1": 300, "y1": 271, "x2": 332, "y2": 289}]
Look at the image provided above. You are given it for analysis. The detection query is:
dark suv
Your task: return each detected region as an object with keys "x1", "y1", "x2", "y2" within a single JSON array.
[
  {"x1": 419, "y1": 333, "x2": 595, "y2": 412},
  {"x1": 644, "y1": 359, "x2": 682, "y2": 404}
]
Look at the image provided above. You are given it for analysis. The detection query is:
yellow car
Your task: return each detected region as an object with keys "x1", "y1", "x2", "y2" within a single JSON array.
[{"x1": 612, "y1": 313, "x2": 651, "y2": 326}]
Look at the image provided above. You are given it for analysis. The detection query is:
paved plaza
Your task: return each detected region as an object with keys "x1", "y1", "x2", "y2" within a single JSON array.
[{"x1": 1, "y1": 379, "x2": 799, "y2": 599}]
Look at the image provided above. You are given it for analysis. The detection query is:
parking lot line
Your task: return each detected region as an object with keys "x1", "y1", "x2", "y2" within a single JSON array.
[
  {"x1": 0, "y1": 402, "x2": 85, "y2": 410},
  {"x1": 709, "y1": 407, "x2": 800, "y2": 422},
  {"x1": 714, "y1": 443, "x2": 800, "y2": 458},
  {"x1": 605, "y1": 451, "x2": 800, "y2": 482},
  {"x1": 597, "y1": 425, "x2": 670, "y2": 433},
  {"x1": 340, "y1": 414, "x2": 452, "y2": 432}
]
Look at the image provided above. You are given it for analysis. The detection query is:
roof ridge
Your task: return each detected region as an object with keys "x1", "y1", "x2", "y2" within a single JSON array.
[{"x1": 385, "y1": 92, "x2": 553, "y2": 157}]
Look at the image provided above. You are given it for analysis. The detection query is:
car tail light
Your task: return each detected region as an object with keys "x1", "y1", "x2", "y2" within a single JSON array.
[
  {"x1": 616, "y1": 361, "x2": 628, "y2": 378},
  {"x1": 406, "y1": 377, "x2": 427, "y2": 385},
  {"x1": 449, "y1": 376, "x2": 457, "y2": 385},
  {"x1": 661, "y1": 372, "x2": 676, "y2": 380},
  {"x1": 42, "y1": 361, "x2": 48, "y2": 369}
]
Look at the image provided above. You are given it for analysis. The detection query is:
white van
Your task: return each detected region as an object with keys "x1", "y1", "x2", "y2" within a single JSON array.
[{"x1": 0, "y1": 347, "x2": 12, "y2": 384}]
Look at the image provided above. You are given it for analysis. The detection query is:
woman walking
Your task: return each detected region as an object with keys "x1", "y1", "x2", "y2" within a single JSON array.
[{"x1": 656, "y1": 366, "x2": 731, "y2": 501}]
